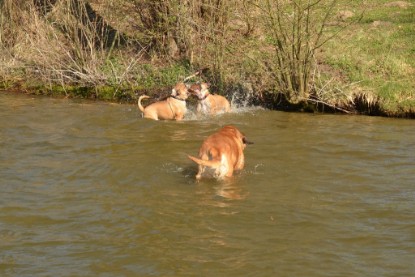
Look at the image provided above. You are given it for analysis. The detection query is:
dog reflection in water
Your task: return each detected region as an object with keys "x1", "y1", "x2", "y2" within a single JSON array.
[
  {"x1": 188, "y1": 125, "x2": 253, "y2": 180},
  {"x1": 215, "y1": 182, "x2": 249, "y2": 200}
]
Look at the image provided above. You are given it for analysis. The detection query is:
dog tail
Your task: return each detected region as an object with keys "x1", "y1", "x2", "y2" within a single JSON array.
[
  {"x1": 138, "y1": 95, "x2": 150, "y2": 112},
  {"x1": 187, "y1": 155, "x2": 222, "y2": 168}
]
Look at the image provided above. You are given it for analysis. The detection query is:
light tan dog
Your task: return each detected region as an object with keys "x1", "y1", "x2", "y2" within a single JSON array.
[
  {"x1": 188, "y1": 125, "x2": 253, "y2": 180},
  {"x1": 189, "y1": 83, "x2": 231, "y2": 115},
  {"x1": 138, "y1": 83, "x2": 189, "y2": 120}
]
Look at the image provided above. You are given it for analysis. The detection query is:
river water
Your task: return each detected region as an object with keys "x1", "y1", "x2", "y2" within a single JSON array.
[{"x1": 0, "y1": 92, "x2": 414, "y2": 276}]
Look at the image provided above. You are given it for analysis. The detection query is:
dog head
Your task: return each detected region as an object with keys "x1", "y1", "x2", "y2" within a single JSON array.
[
  {"x1": 171, "y1": 82, "x2": 189, "y2": 100},
  {"x1": 189, "y1": 82, "x2": 210, "y2": 100},
  {"x1": 242, "y1": 136, "x2": 254, "y2": 147},
  {"x1": 221, "y1": 125, "x2": 253, "y2": 149}
]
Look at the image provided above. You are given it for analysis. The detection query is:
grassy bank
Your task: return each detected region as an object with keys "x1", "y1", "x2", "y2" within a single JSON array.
[
  {"x1": 322, "y1": 0, "x2": 415, "y2": 117},
  {"x1": 0, "y1": 0, "x2": 414, "y2": 117}
]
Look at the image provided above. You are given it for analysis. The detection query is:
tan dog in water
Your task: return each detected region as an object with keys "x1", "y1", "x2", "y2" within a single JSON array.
[
  {"x1": 189, "y1": 83, "x2": 231, "y2": 115},
  {"x1": 138, "y1": 83, "x2": 189, "y2": 120},
  {"x1": 188, "y1": 125, "x2": 253, "y2": 180}
]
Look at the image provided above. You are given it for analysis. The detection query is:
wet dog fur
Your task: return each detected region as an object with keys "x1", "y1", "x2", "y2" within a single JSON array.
[
  {"x1": 138, "y1": 82, "x2": 189, "y2": 120},
  {"x1": 188, "y1": 125, "x2": 252, "y2": 180},
  {"x1": 189, "y1": 83, "x2": 231, "y2": 115}
]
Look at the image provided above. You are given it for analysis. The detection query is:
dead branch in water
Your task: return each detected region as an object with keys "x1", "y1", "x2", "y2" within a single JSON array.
[{"x1": 306, "y1": 97, "x2": 353, "y2": 114}]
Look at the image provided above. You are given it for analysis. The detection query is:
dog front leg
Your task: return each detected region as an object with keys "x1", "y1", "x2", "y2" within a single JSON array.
[
  {"x1": 196, "y1": 103, "x2": 202, "y2": 113},
  {"x1": 196, "y1": 164, "x2": 205, "y2": 180},
  {"x1": 174, "y1": 111, "x2": 184, "y2": 121}
]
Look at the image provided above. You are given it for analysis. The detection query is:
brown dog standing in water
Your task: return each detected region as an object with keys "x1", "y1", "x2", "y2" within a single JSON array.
[
  {"x1": 188, "y1": 125, "x2": 253, "y2": 180},
  {"x1": 189, "y1": 83, "x2": 231, "y2": 115},
  {"x1": 138, "y1": 83, "x2": 189, "y2": 120}
]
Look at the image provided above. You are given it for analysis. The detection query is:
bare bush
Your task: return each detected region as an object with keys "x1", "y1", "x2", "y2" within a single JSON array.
[
  {"x1": 255, "y1": 0, "x2": 348, "y2": 104},
  {"x1": 0, "y1": 0, "x2": 358, "y2": 107},
  {"x1": 0, "y1": 0, "x2": 142, "y2": 92},
  {"x1": 131, "y1": 1, "x2": 237, "y2": 85}
]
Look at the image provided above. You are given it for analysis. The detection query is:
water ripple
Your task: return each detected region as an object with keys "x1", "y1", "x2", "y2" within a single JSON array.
[{"x1": 1, "y1": 94, "x2": 415, "y2": 276}]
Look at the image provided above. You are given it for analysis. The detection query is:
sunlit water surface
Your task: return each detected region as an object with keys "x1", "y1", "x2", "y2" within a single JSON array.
[{"x1": 1, "y1": 93, "x2": 414, "y2": 276}]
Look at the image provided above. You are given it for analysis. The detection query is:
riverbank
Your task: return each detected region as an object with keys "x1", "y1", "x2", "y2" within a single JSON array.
[{"x1": 1, "y1": 0, "x2": 414, "y2": 118}]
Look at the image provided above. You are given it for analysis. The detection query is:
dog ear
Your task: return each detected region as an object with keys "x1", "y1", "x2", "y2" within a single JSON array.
[
  {"x1": 201, "y1": 83, "x2": 210, "y2": 91},
  {"x1": 171, "y1": 88, "x2": 177, "y2": 96},
  {"x1": 243, "y1": 137, "x2": 254, "y2": 145}
]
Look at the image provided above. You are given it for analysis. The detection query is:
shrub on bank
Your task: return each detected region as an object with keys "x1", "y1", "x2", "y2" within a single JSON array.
[{"x1": 0, "y1": 0, "x2": 414, "y2": 117}]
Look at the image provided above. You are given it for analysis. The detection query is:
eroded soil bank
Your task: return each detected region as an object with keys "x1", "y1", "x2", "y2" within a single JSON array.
[{"x1": 2, "y1": 86, "x2": 414, "y2": 119}]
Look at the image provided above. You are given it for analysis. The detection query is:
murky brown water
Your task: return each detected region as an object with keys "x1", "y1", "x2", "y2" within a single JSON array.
[{"x1": 1, "y1": 92, "x2": 414, "y2": 276}]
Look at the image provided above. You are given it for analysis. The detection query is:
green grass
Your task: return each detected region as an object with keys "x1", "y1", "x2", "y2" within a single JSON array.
[
  {"x1": 135, "y1": 62, "x2": 192, "y2": 90},
  {"x1": 322, "y1": 0, "x2": 415, "y2": 114},
  {"x1": 1, "y1": 0, "x2": 414, "y2": 116}
]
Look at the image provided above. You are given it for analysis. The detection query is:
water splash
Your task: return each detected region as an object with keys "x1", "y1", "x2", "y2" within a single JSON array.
[
  {"x1": 229, "y1": 82, "x2": 256, "y2": 109},
  {"x1": 183, "y1": 83, "x2": 262, "y2": 120},
  {"x1": 228, "y1": 83, "x2": 263, "y2": 114}
]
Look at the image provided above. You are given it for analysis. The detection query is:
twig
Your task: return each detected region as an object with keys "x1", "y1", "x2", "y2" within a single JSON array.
[
  {"x1": 305, "y1": 97, "x2": 353, "y2": 114},
  {"x1": 111, "y1": 49, "x2": 146, "y2": 97},
  {"x1": 183, "y1": 68, "x2": 208, "y2": 82}
]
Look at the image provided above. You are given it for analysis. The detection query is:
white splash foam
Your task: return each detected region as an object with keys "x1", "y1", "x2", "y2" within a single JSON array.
[
  {"x1": 230, "y1": 88, "x2": 253, "y2": 108},
  {"x1": 183, "y1": 86, "x2": 263, "y2": 121},
  {"x1": 229, "y1": 85, "x2": 263, "y2": 114}
]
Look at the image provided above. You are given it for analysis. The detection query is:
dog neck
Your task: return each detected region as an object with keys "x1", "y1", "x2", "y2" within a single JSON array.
[
  {"x1": 198, "y1": 91, "x2": 210, "y2": 101},
  {"x1": 170, "y1": 95, "x2": 186, "y2": 101}
]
